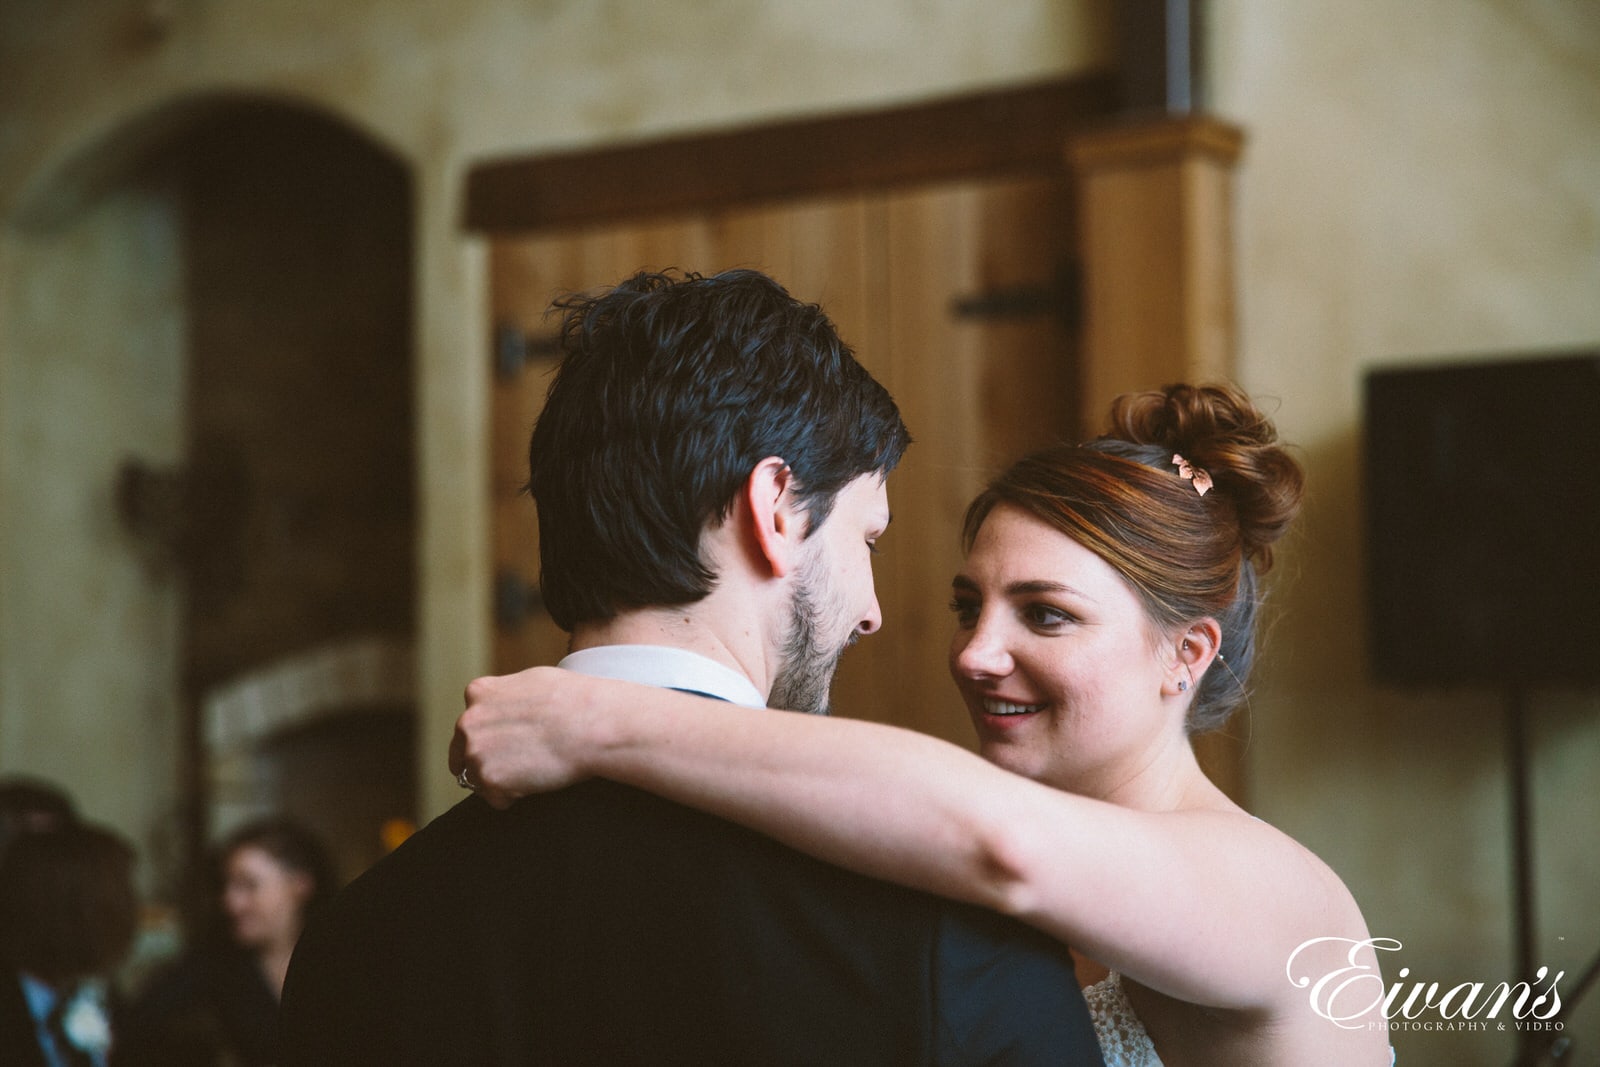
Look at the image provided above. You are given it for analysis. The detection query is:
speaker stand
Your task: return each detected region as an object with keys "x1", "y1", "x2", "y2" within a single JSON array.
[
  {"x1": 1506, "y1": 686, "x2": 1598, "y2": 1066},
  {"x1": 1508, "y1": 686, "x2": 1534, "y2": 992}
]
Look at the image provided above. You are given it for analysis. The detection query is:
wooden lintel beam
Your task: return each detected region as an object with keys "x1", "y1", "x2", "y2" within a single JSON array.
[{"x1": 463, "y1": 73, "x2": 1118, "y2": 233}]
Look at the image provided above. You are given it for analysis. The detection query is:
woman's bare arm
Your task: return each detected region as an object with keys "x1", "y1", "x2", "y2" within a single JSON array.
[
  {"x1": 451, "y1": 667, "x2": 1030, "y2": 907},
  {"x1": 450, "y1": 666, "x2": 1370, "y2": 1013}
]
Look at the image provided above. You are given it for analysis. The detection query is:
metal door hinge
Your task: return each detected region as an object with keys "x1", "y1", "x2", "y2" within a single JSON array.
[
  {"x1": 495, "y1": 322, "x2": 562, "y2": 381},
  {"x1": 495, "y1": 568, "x2": 544, "y2": 631},
  {"x1": 949, "y1": 259, "x2": 1081, "y2": 330}
]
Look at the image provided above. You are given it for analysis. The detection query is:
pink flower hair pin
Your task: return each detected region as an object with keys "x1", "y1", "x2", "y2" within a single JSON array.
[{"x1": 1171, "y1": 454, "x2": 1213, "y2": 496}]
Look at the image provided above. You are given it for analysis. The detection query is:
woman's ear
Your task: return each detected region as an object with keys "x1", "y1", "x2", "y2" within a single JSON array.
[
  {"x1": 744, "y1": 457, "x2": 806, "y2": 578},
  {"x1": 1167, "y1": 618, "x2": 1222, "y2": 696}
]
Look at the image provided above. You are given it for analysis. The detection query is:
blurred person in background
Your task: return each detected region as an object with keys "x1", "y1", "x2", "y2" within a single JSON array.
[
  {"x1": 0, "y1": 820, "x2": 140, "y2": 1067},
  {"x1": 123, "y1": 818, "x2": 336, "y2": 1067}
]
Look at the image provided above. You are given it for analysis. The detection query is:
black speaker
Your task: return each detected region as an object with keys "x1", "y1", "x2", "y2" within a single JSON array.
[{"x1": 1364, "y1": 352, "x2": 1600, "y2": 687}]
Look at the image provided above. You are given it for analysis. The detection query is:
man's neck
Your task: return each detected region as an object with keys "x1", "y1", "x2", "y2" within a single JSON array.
[{"x1": 570, "y1": 606, "x2": 773, "y2": 699}]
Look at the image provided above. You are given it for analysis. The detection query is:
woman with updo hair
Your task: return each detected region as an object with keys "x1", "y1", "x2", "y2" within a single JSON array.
[{"x1": 452, "y1": 384, "x2": 1391, "y2": 1065}]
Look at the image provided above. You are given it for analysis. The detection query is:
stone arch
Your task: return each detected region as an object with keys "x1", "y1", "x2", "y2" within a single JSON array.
[
  {"x1": 7, "y1": 90, "x2": 410, "y2": 232},
  {"x1": 0, "y1": 88, "x2": 421, "y2": 899}
]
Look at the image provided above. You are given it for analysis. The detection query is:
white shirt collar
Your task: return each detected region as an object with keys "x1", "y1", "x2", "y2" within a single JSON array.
[{"x1": 557, "y1": 645, "x2": 766, "y2": 709}]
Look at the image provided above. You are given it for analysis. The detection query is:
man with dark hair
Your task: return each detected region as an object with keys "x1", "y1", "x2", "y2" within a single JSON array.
[
  {"x1": 280, "y1": 269, "x2": 1102, "y2": 1065},
  {"x1": 528, "y1": 269, "x2": 911, "y2": 715},
  {"x1": 0, "y1": 822, "x2": 138, "y2": 1067}
]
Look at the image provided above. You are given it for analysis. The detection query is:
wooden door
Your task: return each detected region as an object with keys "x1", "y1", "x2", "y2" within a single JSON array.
[{"x1": 489, "y1": 174, "x2": 1074, "y2": 749}]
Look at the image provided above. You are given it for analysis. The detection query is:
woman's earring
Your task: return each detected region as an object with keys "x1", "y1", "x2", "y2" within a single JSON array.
[{"x1": 1177, "y1": 679, "x2": 1189, "y2": 693}]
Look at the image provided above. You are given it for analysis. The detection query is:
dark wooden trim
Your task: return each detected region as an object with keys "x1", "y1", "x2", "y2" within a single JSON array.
[
  {"x1": 464, "y1": 72, "x2": 1119, "y2": 233},
  {"x1": 1114, "y1": 0, "x2": 1201, "y2": 115}
]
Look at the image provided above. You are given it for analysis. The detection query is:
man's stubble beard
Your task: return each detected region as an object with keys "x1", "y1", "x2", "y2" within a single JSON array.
[{"x1": 767, "y1": 551, "x2": 853, "y2": 716}]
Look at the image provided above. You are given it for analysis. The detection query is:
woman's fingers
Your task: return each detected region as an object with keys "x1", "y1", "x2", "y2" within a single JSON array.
[{"x1": 452, "y1": 668, "x2": 583, "y2": 803}]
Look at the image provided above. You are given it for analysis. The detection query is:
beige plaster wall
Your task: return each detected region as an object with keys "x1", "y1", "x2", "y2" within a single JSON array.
[
  {"x1": 0, "y1": 175, "x2": 188, "y2": 881},
  {"x1": 1211, "y1": 1, "x2": 1600, "y2": 1061}
]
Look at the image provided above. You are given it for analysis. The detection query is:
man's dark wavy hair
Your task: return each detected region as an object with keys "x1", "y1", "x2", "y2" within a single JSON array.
[{"x1": 527, "y1": 268, "x2": 910, "y2": 632}]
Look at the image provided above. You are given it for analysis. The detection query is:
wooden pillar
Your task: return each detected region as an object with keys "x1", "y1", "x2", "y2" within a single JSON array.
[
  {"x1": 1068, "y1": 116, "x2": 1250, "y2": 804},
  {"x1": 1067, "y1": 116, "x2": 1244, "y2": 434}
]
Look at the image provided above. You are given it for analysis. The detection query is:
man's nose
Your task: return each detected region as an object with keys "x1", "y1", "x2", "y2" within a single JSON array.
[{"x1": 857, "y1": 593, "x2": 883, "y2": 636}]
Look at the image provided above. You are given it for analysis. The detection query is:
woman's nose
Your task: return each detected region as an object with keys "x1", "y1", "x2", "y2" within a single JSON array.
[{"x1": 951, "y1": 621, "x2": 1013, "y2": 678}]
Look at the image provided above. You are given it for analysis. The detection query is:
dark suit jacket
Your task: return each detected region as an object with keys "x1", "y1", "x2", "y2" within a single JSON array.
[
  {"x1": 119, "y1": 944, "x2": 280, "y2": 1067},
  {"x1": 0, "y1": 972, "x2": 48, "y2": 1067},
  {"x1": 280, "y1": 782, "x2": 1104, "y2": 1066}
]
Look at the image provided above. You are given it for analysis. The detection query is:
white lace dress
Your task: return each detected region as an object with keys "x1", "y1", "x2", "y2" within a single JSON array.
[
  {"x1": 1083, "y1": 972, "x2": 1162, "y2": 1066},
  {"x1": 1083, "y1": 971, "x2": 1398, "y2": 1066}
]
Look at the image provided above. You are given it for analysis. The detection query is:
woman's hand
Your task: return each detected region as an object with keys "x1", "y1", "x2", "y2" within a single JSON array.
[{"x1": 449, "y1": 667, "x2": 595, "y2": 809}]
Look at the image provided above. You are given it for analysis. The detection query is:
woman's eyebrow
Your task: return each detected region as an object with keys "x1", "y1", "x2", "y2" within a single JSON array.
[
  {"x1": 1006, "y1": 579, "x2": 1085, "y2": 598},
  {"x1": 950, "y1": 575, "x2": 1095, "y2": 601}
]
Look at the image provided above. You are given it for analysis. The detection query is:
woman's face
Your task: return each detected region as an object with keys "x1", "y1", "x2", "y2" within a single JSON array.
[
  {"x1": 947, "y1": 504, "x2": 1182, "y2": 796},
  {"x1": 222, "y1": 844, "x2": 312, "y2": 950}
]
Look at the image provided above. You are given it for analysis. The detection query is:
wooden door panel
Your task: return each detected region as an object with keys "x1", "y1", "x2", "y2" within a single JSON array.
[
  {"x1": 489, "y1": 179, "x2": 1075, "y2": 755},
  {"x1": 844, "y1": 178, "x2": 1059, "y2": 745},
  {"x1": 716, "y1": 198, "x2": 882, "y2": 351},
  {"x1": 489, "y1": 233, "x2": 590, "y2": 675},
  {"x1": 965, "y1": 178, "x2": 1078, "y2": 457},
  {"x1": 607, "y1": 216, "x2": 719, "y2": 281},
  {"x1": 825, "y1": 176, "x2": 1078, "y2": 747},
  {"x1": 707, "y1": 202, "x2": 789, "y2": 277}
]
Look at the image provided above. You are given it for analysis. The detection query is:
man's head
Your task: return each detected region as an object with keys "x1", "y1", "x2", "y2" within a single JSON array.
[{"x1": 528, "y1": 268, "x2": 909, "y2": 632}]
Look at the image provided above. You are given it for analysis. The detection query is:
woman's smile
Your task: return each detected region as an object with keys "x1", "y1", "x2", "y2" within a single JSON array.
[
  {"x1": 949, "y1": 503, "x2": 1180, "y2": 794},
  {"x1": 981, "y1": 698, "x2": 1046, "y2": 717}
]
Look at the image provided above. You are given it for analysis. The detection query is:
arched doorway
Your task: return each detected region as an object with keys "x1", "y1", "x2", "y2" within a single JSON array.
[
  {"x1": 162, "y1": 102, "x2": 417, "y2": 895},
  {"x1": 2, "y1": 95, "x2": 417, "y2": 916}
]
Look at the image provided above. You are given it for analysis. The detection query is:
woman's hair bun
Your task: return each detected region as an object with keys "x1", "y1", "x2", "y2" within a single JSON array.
[{"x1": 1107, "y1": 382, "x2": 1304, "y2": 571}]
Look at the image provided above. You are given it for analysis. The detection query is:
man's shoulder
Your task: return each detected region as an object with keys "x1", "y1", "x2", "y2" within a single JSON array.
[
  {"x1": 323, "y1": 793, "x2": 499, "y2": 907},
  {"x1": 311, "y1": 779, "x2": 952, "y2": 937},
  {"x1": 308, "y1": 781, "x2": 764, "y2": 910}
]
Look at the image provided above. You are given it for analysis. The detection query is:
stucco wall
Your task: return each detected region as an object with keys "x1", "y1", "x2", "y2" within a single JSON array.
[
  {"x1": 1211, "y1": 1, "x2": 1600, "y2": 1061},
  {"x1": 0, "y1": 174, "x2": 188, "y2": 882}
]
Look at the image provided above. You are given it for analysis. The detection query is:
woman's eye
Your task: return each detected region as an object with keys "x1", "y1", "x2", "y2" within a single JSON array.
[
  {"x1": 948, "y1": 597, "x2": 979, "y2": 627},
  {"x1": 1023, "y1": 604, "x2": 1072, "y2": 628}
]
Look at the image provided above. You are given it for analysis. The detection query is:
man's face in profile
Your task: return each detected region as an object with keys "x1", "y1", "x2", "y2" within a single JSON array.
[{"x1": 769, "y1": 474, "x2": 890, "y2": 714}]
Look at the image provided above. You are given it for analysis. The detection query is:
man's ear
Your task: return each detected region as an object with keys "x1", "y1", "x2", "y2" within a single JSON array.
[{"x1": 745, "y1": 456, "x2": 807, "y2": 578}]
